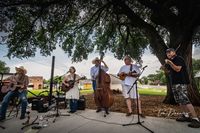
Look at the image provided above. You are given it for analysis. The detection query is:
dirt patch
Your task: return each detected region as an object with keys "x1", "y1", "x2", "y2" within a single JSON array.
[{"x1": 84, "y1": 94, "x2": 200, "y2": 119}]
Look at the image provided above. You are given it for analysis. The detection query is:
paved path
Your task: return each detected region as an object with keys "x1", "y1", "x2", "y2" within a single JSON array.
[{"x1": 0, "y1": 109, "x2": 199, "y2": 133}]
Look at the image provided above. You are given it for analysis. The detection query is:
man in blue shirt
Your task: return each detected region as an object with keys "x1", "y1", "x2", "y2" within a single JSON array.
[
  {"x1": 90, "y1": 57, "x2": 109, "y2": 112},
  {"x1": 90, "y1": 57, "x2": 109, "y2": 91}
]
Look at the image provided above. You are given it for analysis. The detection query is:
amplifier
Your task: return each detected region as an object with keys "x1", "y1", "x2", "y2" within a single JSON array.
[
  {"x1": 78, "y1": 95, "x2": 86, "y2": 110},
  {"x1": 31, "y1": 98, "x2": 48, "y2": 113}
]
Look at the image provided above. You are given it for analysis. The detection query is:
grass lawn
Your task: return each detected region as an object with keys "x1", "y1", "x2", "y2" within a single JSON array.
[
  {"x1": 27, "y1": 87, "x2": 166, "y2": 98},
  {"x1": 138, "y1": 88, "x2": 166, "y2": 96}
]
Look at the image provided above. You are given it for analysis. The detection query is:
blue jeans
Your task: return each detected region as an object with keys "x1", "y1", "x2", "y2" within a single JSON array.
[
  {"x1": 70, "y1": 99, "x2": 78, "y2": 112},
  {"x1": 92, "y1": 80, "x2": 96, "y2": 91},
  {"x1": 0, "y1": 90, "x2": 28, "y2": 118}
]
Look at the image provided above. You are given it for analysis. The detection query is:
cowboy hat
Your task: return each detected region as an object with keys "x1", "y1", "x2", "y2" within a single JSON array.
[
  {"x1": 15, "y1": 66, "x2": 27, "y2": 74},
  {"x1": 92, "y1": 57, "x2": 101, "y2": 64}
]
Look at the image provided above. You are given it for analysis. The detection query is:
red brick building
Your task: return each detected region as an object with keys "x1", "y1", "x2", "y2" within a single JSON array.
[{"x1": 29, "y1": 76, "x2": 43, "y2": 89}]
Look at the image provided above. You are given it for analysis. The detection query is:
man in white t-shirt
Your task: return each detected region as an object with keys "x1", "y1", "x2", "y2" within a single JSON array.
[{"x1": 118, "y1": 56, "x2": 145, "y2": 117}]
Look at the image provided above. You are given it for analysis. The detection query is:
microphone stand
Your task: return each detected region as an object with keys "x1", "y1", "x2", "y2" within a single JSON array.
[
  {"x1": 0, "y1": 125, "x2": 5, "y2": 129},
  {"x1": 52, "y1": 89, "x2": 70, "y2": 123},
  {"x1": 122, "y1": 66, "x2": 154, "y2": 133}
]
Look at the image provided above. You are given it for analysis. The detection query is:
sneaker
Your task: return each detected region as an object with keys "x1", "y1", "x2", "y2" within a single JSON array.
[
  {"x1": 0, "y1": 117, "x2": 5, "y2": 122},
  {"x1": 188, "y1": 119, "x2": 200, "y2": 128},
  {"x1": 176, "y1": 115, "x2": 191, "y2": 122},
  {"x1": 96, "y1": 108, "x2": 101, "y2": 113},
  {"x1": 139, "y1": 114, "x2": 146, "y2": 118},
  {"x1": 105, "y1": 110, "x2": 109, "y2": 115},
  {"x1": 126, "y1": 112, "x2": 132, "y2": 117},
  {"x1": 20, "y1": 116, "x2": 26, "y2": 120},
  {"x1": 68, "y1": 111, "x2": 75, "y2": 113}
]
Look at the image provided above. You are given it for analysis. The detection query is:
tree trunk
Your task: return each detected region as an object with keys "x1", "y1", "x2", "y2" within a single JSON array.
[
  {"x1": 163, "y1": 38, "x2": 200, "y2": 105},
  {"x1": 163, "y1": 74, "x2": 176, "y2": 105}
]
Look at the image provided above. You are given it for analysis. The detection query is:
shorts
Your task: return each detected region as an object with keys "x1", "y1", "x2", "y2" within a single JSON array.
[
  {"x1": 172, "y1": 84, "x2": 191, "y2": 105},
  {"x1": 122, "y1": 84, "x2": 139, "y2": 99}
]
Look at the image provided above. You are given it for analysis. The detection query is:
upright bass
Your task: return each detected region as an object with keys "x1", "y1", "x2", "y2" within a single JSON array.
[{"x1": 94, "y1": 53, "x2": 114, "y2": 116}]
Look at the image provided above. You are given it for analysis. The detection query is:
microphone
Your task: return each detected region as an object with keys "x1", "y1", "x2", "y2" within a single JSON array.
[
  {"x1": 142, "y1": 65, "x2": 148, "y2": 70},
  {"x1": 66, "y1": 70, "x2": 70, "y2": 73}
]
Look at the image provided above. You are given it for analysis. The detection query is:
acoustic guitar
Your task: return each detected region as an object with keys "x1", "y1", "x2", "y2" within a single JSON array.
[
  {"x1": 118, "y1": 71, "x2": 138, "y2": 80},
  {"x1": 1, "y1": 81, "x2": 25, "y2": 93},
  {"x1": 61, "y1": 76, "x2": 86, "y2": 92}
]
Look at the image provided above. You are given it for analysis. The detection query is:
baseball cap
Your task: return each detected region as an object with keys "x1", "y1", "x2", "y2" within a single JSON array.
[{"x1": 166, "y1": 48, "x2": 175, "y2": 53}]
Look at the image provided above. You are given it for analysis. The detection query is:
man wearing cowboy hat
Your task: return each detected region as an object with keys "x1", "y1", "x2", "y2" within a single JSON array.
[
  {"x1": 0, "y1": 66, "x2": 29, "y2": 121},
  {"x1": 90, "y1": 57, "x2": 109, "y2": 112}
]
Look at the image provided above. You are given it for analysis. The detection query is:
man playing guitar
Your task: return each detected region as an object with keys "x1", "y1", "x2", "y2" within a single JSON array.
[
  {"x1": 0, "y1": 66, "x2": 29, "y2": 121},
  {"x1": 118, "y1": 56, "x2": 145, "y2": 117}
]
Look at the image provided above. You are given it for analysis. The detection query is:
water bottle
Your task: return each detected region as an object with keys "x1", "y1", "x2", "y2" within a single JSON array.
[
  {"x1": 38, "y1": 116, "x2": 44, "y2": 127},
  {"x1": 42, "y1": 118, "x2": 48, "y2": 127}
]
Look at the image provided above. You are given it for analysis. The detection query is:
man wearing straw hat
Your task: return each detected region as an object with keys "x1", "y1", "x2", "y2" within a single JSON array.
[
  {"x1": 118, "y1": 56, "x2": 145, "y2": 117},
  {"x1": 90, "y1": 57, "x2": 109, "y2": 112},
  {"x1": 0, "y1": 66, "x2": 29, "y2": 121}
]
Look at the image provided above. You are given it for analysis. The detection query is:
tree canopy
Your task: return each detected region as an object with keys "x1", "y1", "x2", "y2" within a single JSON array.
[{"x1": 1, "y1": 0, "x2": 200, "y2": 104}]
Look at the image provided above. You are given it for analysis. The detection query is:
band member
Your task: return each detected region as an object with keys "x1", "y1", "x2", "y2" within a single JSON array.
[
  {"x1": 161, "y1": 48, "x2": 200, "y2": 128},
  {"x1": 63, "y1": 66, "x2": 80, "y2": 113},
  {"x1": 0, "y1": 66, "x2": 29, "y2": 121},
  {"x1": 90, "y1": 57, "x2": 109, "y2": 112},
  {"x1": 118, "y1": 56, "x2": 145, "y2": 117}
]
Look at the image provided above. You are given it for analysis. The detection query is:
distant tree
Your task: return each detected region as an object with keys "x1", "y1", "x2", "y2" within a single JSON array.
[
  {"x1": 0, "y1": 60, "x2": 10, "y2": 73},
  {"x1": 147, "y1": 70, "x2": 166, "y2": 85},
  {"x1": 140, "y1": 76, "x2": 148, "y2": 85},
  {"x1": 192, "y1": 59, "x2": 200, "y2": 75}
]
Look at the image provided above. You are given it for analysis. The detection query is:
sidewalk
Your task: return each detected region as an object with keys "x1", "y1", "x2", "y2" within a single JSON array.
[{"x1": 0, "y1": 109, "x2": 199, "y2": 133}]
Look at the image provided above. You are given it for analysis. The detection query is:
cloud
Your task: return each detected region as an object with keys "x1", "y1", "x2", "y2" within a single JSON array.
[
  {"x1": 193, "y1": 46, "x2": 200, "y2": 59},
  {"x1": 1, "y1": 46, "x2": 199, "y2": 79}
]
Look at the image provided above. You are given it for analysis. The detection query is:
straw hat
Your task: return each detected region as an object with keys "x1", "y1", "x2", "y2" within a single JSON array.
[
  {"x1": 15, "y1": 66, "x2": 27, "y2": 74},
  {"x1": 92, "y1": 57, "x2": 101, "y2": 64},
  {"x1": 124, "y1": 55, "x2": 133, "y2": 63}
]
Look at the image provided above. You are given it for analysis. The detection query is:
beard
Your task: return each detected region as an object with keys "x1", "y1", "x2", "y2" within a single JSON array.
[{"x1": 16, "y1": 73, "x2": 25, "y2": 81}]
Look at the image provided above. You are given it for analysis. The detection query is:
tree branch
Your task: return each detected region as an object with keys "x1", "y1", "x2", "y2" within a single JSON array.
[
  {"x1": 74, "y1": 2, "x2": 111, "y2": 31},
  {"x1": 116, "y1": 14, "x2": 125, "y2": 40},
  {"x1": 0, "y1": 0, "x2": 70, "y2": 8},
  {"x1": 137, "y1": 0, "x2": 177, "y2": 30},
  {"x1": 114, "y1": 0, "x2": 168, "y2": 63}
]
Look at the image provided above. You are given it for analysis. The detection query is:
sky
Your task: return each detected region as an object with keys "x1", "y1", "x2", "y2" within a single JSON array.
[{"x1": 0, "y1": 45, "x2": 200, "y2": 79}]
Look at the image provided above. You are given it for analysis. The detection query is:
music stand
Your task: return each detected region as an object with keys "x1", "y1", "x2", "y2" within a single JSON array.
[{"x1": 122, "y1": 66, "x2": 154, "y2": 133}]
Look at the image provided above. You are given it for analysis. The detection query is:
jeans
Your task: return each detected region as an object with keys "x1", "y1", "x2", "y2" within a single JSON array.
[
  {"x1": 0, "y1": 90, "x2": 28, "y2": 118},
  {"x1": 92, "y1": 80, "x2": 96, "y2": 91},
  {"x1": 70, "y1": 99, "x2": 78, "y2": 112}
]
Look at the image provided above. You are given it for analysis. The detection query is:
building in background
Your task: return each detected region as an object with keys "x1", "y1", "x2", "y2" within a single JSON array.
[{"x1": 29, "y1": 76, "x2": 43, "y2": 89}]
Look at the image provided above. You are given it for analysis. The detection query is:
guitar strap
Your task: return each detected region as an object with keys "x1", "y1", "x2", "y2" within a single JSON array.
[
  {"x1": 73, "y1": 74, "x2": 76, "y2": 83},
  {"x1": 130, "y1": 64, "x2": 133, "y2": 72}
]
